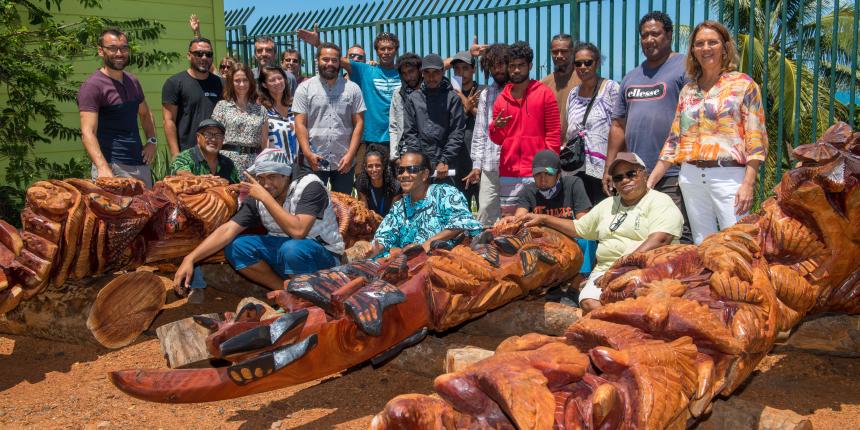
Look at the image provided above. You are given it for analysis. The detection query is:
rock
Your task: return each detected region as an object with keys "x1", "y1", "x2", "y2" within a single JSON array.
[
  {"x1": 458, "y1": 300, "x2": 582, "y2": 338},
  {"x1": 386, "y1": 333, "x2": 504, "y2": 378},
  {"x1": 696, "y1": 397, "x2": 812, "y2": 430},
  {"x1": 445, "y1": 346, "x2": 495, "y2": 373},
  {"x1": 781, "y1": 314, "x2": 860, "y2": 357}
]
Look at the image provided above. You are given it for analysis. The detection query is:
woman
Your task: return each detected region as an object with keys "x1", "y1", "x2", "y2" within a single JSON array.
[
  {"x1": 211, "y1": 63, "x2": 268, "y2": 172},
  {"x1": 565, "y1": 42, "x2": 620, "y2": 205},
  {"x1": 259, "y1": 66, "x2": 299, "y2": 165},
  {"x1": 647, "y1": 20, "x2": 767, "y2": 244},
  {"x1": 355, "y1": 148, "x2": 401, "y2": 216},
  {"x1": 217, "y1": 56, "x2": 236, "y2": 78}
]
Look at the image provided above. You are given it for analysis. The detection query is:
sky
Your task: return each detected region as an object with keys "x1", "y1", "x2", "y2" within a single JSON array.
[{"x1": 225, "y1": 0, "x2": 346, "y2": 25}]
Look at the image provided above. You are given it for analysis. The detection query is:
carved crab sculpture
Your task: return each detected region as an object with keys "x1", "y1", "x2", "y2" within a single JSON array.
[
  {"x1": 0, "y1": 175, "x2": 380, "y2": 318},
  {"x1": 371, "y1": 123, "x2": 860, "y2": 429}
]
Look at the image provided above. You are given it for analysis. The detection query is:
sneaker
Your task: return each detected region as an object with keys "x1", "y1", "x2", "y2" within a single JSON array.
[{"x1": 187, "y1": 288, "x2": 205, "y2": 304}]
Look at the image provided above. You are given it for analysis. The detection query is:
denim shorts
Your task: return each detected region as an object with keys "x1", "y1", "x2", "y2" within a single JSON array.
[{"x1": 224, "y1": 235, "x2": 340, "y2": 277}]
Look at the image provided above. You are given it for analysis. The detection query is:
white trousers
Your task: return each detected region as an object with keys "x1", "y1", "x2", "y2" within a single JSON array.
[
  {"x1": 579, "y1": 270, "x2": 605, "y2": 304},
  {"x1": 478, "y1": 170, "x2": 501, "y2": 227},
  {"x1": 678, "y1": 163, "x2": 747, "y2": 244}
]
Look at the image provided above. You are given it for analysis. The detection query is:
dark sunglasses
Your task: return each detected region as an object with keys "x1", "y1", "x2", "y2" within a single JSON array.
[
  {"x1": 574, "y1": 59, "x2": 595, "y2": 68},
  {"x1": 611, "y1": 169, "x2": 639, "y2": 183},
  {"x1": 349, "y1": 53, "x2": 366, "y2": 61},
  {"x1": 219, "y1": 63, "x2": 231, "y2": 69},
  {"x1": 282, "y1": 58, "x2": 300, "y2": 64},
  {"x1": 609, "y1": 211, "x2": 628, "y2": 232},
  {"x1": 191, "y1": 51, "x2": 214, "y2": 58},
  {"x1": 396, "y1": 165, "x2": 425, "y2": 175}
]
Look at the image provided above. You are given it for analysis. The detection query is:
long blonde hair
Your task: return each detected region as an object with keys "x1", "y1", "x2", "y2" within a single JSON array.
[{"x1": 685, "y1": 20, "x2": 738, "y2": 82}]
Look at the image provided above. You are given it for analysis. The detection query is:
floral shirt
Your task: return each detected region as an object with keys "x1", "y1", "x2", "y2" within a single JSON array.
[
  {"x1": 373, "y1": 184, "x2": 483, "y2": 258},
  {"x1": 566, "y1": 79, "x2": 621, "y2": 179},
  {"x1": 660, "y1": 71, "x2": 767, "y2": 164},
  {"x1": 211, "y1": 100, "x2": 267, "y2": 148}
]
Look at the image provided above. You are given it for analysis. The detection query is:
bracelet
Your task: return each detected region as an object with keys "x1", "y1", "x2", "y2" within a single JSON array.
[{"x1": 146, "y1": 137, "x2": 157, "y2": 146}]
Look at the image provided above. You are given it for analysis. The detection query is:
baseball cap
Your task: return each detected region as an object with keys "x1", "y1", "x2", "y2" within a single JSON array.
[
  {"x1": 421, "y1": 54, "x2": 444, "y2": 71},
  {"x1": 607, "y1": 152, "x2": 647, "y2": 173},
  {"x1": 532, "y1": 150, "x2": 561, "y2": 176},
  {"x1": 451, "y1": 51, "x2": 475, "y2": 66},
  {"x1": 196, "y1": 119, "x2": 225, "y2": 133}
]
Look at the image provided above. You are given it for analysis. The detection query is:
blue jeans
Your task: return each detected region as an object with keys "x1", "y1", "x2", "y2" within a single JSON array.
[
  {"x1": 316, "y1": 167, "x2": 355, "y2": 195},
  {"x1": 224, "y1": 235, "x2": 340, "y2": 277},
  {"x1": 190, "y1": 266, "x2": 207, "y2": 289}
]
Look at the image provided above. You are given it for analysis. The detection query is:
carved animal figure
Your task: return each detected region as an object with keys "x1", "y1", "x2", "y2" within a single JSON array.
[
  {"x1": 109, "y1": 221, "x2": 584, "y2": 402},
  {"x1": 371, "y1": 123, "x2": 860, "y2": 429},
  {"x1": 0, "y1": 175, "x2": 381, "y2": 316}
]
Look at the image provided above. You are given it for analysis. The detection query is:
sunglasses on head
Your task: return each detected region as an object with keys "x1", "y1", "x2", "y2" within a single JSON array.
[
  {"x1": 191, "y1": 51, "x2": 214, "y2": 58},
  {"x1": 396, "y1": 165, "x2": 425, "y2": 175},
  {"x1": 574, "y1": 59, "x2": 594, "y2": 68},
  {"x1": 611, "y1": 169, "x2": 639, "y2": 183}
]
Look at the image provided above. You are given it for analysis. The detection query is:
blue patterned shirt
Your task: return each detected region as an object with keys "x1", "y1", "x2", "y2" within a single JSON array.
[{"x1": 373, "y1": 184, "x2": 482, "y2": 257}]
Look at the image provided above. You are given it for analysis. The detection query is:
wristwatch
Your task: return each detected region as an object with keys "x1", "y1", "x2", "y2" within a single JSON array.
[{"x1": 146, "y1": 137, "x2": 157, "y2": 146}]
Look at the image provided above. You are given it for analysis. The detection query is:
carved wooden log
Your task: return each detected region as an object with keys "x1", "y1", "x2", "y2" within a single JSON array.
[{"x1": 87, "y1": 271, "x2": 169, "y2": 348}]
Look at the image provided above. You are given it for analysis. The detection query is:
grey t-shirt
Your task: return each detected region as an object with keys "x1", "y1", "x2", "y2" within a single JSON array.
[
  {"x1": 612, "y1": 54, "x2": 688, "y2": 176},
  {"x1": 292, "y1": 75, "x2": 366, "y2": 170}
]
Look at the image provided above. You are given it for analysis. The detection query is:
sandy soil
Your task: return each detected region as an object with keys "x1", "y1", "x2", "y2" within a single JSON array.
[{"x1": 0, "y1": 290, "x2": 858, "y2": 429}]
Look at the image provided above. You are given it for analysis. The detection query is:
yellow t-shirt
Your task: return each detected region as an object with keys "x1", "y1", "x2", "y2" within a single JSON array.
[{"x1": 573, "y1": 189, "x2": 683, "y2": 273}]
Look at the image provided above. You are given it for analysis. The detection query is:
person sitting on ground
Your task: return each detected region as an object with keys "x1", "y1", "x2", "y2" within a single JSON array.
[
  {"x1": 354, "y1": 148, "x2": 402, "y2": 216},
  {"x1": 174, "y1": 148, "x2": 345, "y2": 294},
  {"x1": 169, "y1": 119, "x2": 239, "y2": 303},
  {"x1": 517, "y1": 152, "x2": 682, "y2": 313},
  {"x1": 367, "y1": 150, "x2": 482, "y2": 259}
]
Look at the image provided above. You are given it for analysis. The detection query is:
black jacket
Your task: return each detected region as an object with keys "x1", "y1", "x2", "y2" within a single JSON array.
[{"x1": 402, "y1": 78, "x2": 466, "y2": 167}]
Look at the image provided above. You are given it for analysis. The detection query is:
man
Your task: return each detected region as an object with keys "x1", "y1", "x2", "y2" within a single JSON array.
[
  {"x1": 606, "y1": 11, "x2": 692, "y2": 243},
  {"x1": 368, "y1": 151, "x2": 482, "y2": 259},
  {"x1": 297, "y1": 26, "x2": 401, "y2": 176},
  {"x1": 488, "y1": 41, "x2": 561, "y2": 216},
  {"x1": 519, "y1": 152, "x2": 683, "y2": 312},
  {"x1": 347, "y1": 44, "x2": 366, "y2": 63},
  {"x1": 451, "y1": 50, "x2": 484, "y2": 209},
  {"x1": 464, "y1": 43, "x2": 509, "y2": 227},
  {"x1": 540, "y1": 34, "x2": 581, "y2": 139},
  {"x1": 170, "y1": 119, "x2": 238, "y2": 303},
  {"x1": 280, "y1": 49, "x2": 305, "y2": 85},
  {"x1": 513, "y1": 150, "x2": 591, "y2": 220},
  {"x1": 162, "y1": 37, "x2": 223, "y2": 158},
  {"x1": 252, "y1": 36, "x2": 298, "y2": 95},
  {"x1": 402, "y1": 54, "x2": 466, "y2": 191},
  {"x1": 171, "y1": 119, "x2": 239, "y2": 184},
  {"x1": 78, "y1": 28, "x2": 157, "y2": 188},
  {"x1": 174, "y1": 148, "x2": 345, "y2": 293},
  {"x1": 389, "y1": 53, "x2": 422, "y2": 158},
  {"x1": 293, "y1": 42, "x2": 366, "y2": 194}
]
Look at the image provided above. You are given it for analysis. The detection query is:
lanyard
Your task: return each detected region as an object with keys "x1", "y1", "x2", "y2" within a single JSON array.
[{"x1": 370, "y1": 187, "x2": 385, "y2": 213}]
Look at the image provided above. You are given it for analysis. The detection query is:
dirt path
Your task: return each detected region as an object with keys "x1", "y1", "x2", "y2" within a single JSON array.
[{"x1": 0, "y1": 290, "x2": 858, "y2": 429}]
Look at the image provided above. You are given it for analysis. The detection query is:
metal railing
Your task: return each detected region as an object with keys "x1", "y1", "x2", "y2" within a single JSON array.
[{"x1": 226, "y1": 0, "x2": 859, "y2": 192}]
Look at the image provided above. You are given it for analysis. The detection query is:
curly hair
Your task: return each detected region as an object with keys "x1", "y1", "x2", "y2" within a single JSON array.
[
  {"x1": 374, "y1": 32, "x2": 400, "y2": 50},
  {"x1": 509, "y1": 41, "x2": 533, "y2": 64},
  {"x1": 639, "y1": 11, "x2": 673, "y2": 35},
  {"x1": 317, "y1": 42, "x2": 341, "y2": 59},
  {"x1": 355, "y1": 148, "x2": 400, "y2": 204},
  {"x1": 258, "y1": 66, "x2": 292, "y2": 109},
  {"x1": 480, "y1": 43, "x2": 510, "y2": 79},
  {"x1": 222, "y1": 63, "x2": 258, "y2": 103},
  {"x1": 685, "y1": 20, "x2": 738, "y2": 82},
  {"x1": 396, "y1": 52, "x2": 421, "y2": 72}
]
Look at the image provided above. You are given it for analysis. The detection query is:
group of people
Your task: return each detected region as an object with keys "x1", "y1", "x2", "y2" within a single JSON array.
[{"x1": 76, "y1": 10, "x2": 767, "y2": 309}]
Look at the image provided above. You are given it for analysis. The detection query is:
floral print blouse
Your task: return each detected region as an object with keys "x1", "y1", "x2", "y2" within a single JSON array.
[
  {"x1": 660, "y1": 71, "x2": 767, "y2": 164},
  {"x1": 211, "y1": 100, "x2": 267, "y2": 148}
]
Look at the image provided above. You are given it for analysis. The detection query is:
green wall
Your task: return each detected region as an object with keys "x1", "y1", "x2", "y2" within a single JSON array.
[{"x1": 30, "y1": 0, "x2": 227, "y2": 166}]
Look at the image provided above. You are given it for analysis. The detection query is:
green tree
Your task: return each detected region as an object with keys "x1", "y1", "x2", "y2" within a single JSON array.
[
  {"x1": 0, "y1": 0, "x2": 177, "y2": 225},
  {"x1": 714, "y1": 0, "x2": 859, "y2": 195}
]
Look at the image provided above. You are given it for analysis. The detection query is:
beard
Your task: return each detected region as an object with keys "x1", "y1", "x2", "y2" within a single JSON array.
[
  {"x1": 103, "y1": 55, "x2": 127, "y2": 71},
  {"x1": 491, "y1": 73, "x2": 508, "y2": 86},
  {"x1": 319, "y1": 65, "x2": 340, "y2": 80},
  {"x1": 509, "y1": 73, "x2": 528, "y2": 84}
]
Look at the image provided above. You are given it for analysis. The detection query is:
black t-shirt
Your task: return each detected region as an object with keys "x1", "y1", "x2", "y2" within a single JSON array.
[
  {"x1": 162, "y1": 71, "x2": 223, "y2": 151},
  {"x1": 230, "y1": 181, "x2": 329, "y2": 231},
  {"x1": 516, "y1": 176, "x2": 592, "y2": 219}
]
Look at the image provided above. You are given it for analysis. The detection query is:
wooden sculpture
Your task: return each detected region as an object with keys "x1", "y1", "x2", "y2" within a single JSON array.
[
  {"x1": 108, "y1": 222, "x2": 584, "y2": 402},
  {"x1": 0, "y1": 175, "x2": 381, "y2": 345},
  {"x1": 371, "y1": 123, "x2": 860, "y2": 429}
]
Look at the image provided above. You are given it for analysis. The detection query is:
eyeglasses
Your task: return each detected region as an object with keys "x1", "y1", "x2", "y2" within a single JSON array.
[
  {"x1": 101, "y1": 45, "x2": 129, "y2": 54},
  {"x1": 348, "y1": 54, "x2": 366, "y2": 61},
  {"x1": 255, "y1": 47, "x2": 274, "y2": 53},
  {"x1": 200, "y1": 132, "x2": 224, "y2": 140},
  {"x1": 281, "y1": 58, "x2": 300, "y2": 64},
  {"x1": 574, "y1": 59, "x2": 594, "y2": 68},
  {"x1": 191, "y1": 51, "x2": 214, "y2": 58},
  {"x1": 396, "y1": 165, "x2": 425, "y2": 175},
  {"x1": 611, "y1": 169, "x2": 639, "y2": 183},
  {"x1": 609, "y1": 211, "x2": 628, "y2": 232},
  {"x1": 219, "y1": 63, "x2": 231, "y2": 69}
]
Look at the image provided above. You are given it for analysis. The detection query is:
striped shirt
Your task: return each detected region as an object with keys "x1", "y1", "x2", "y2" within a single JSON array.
[{"x1": 470, "y1": 82, "x2": 503, "y2": 171}]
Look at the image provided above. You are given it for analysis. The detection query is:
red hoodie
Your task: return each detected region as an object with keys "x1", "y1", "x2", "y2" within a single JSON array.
[{"x1": 488, "y1": 80, "x2": 561, "y2": 177}]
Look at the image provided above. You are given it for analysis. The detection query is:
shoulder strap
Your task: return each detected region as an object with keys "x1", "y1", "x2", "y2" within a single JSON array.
[{"x1": 580, "y1": 78, "x2": 604, "y2": 127}]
